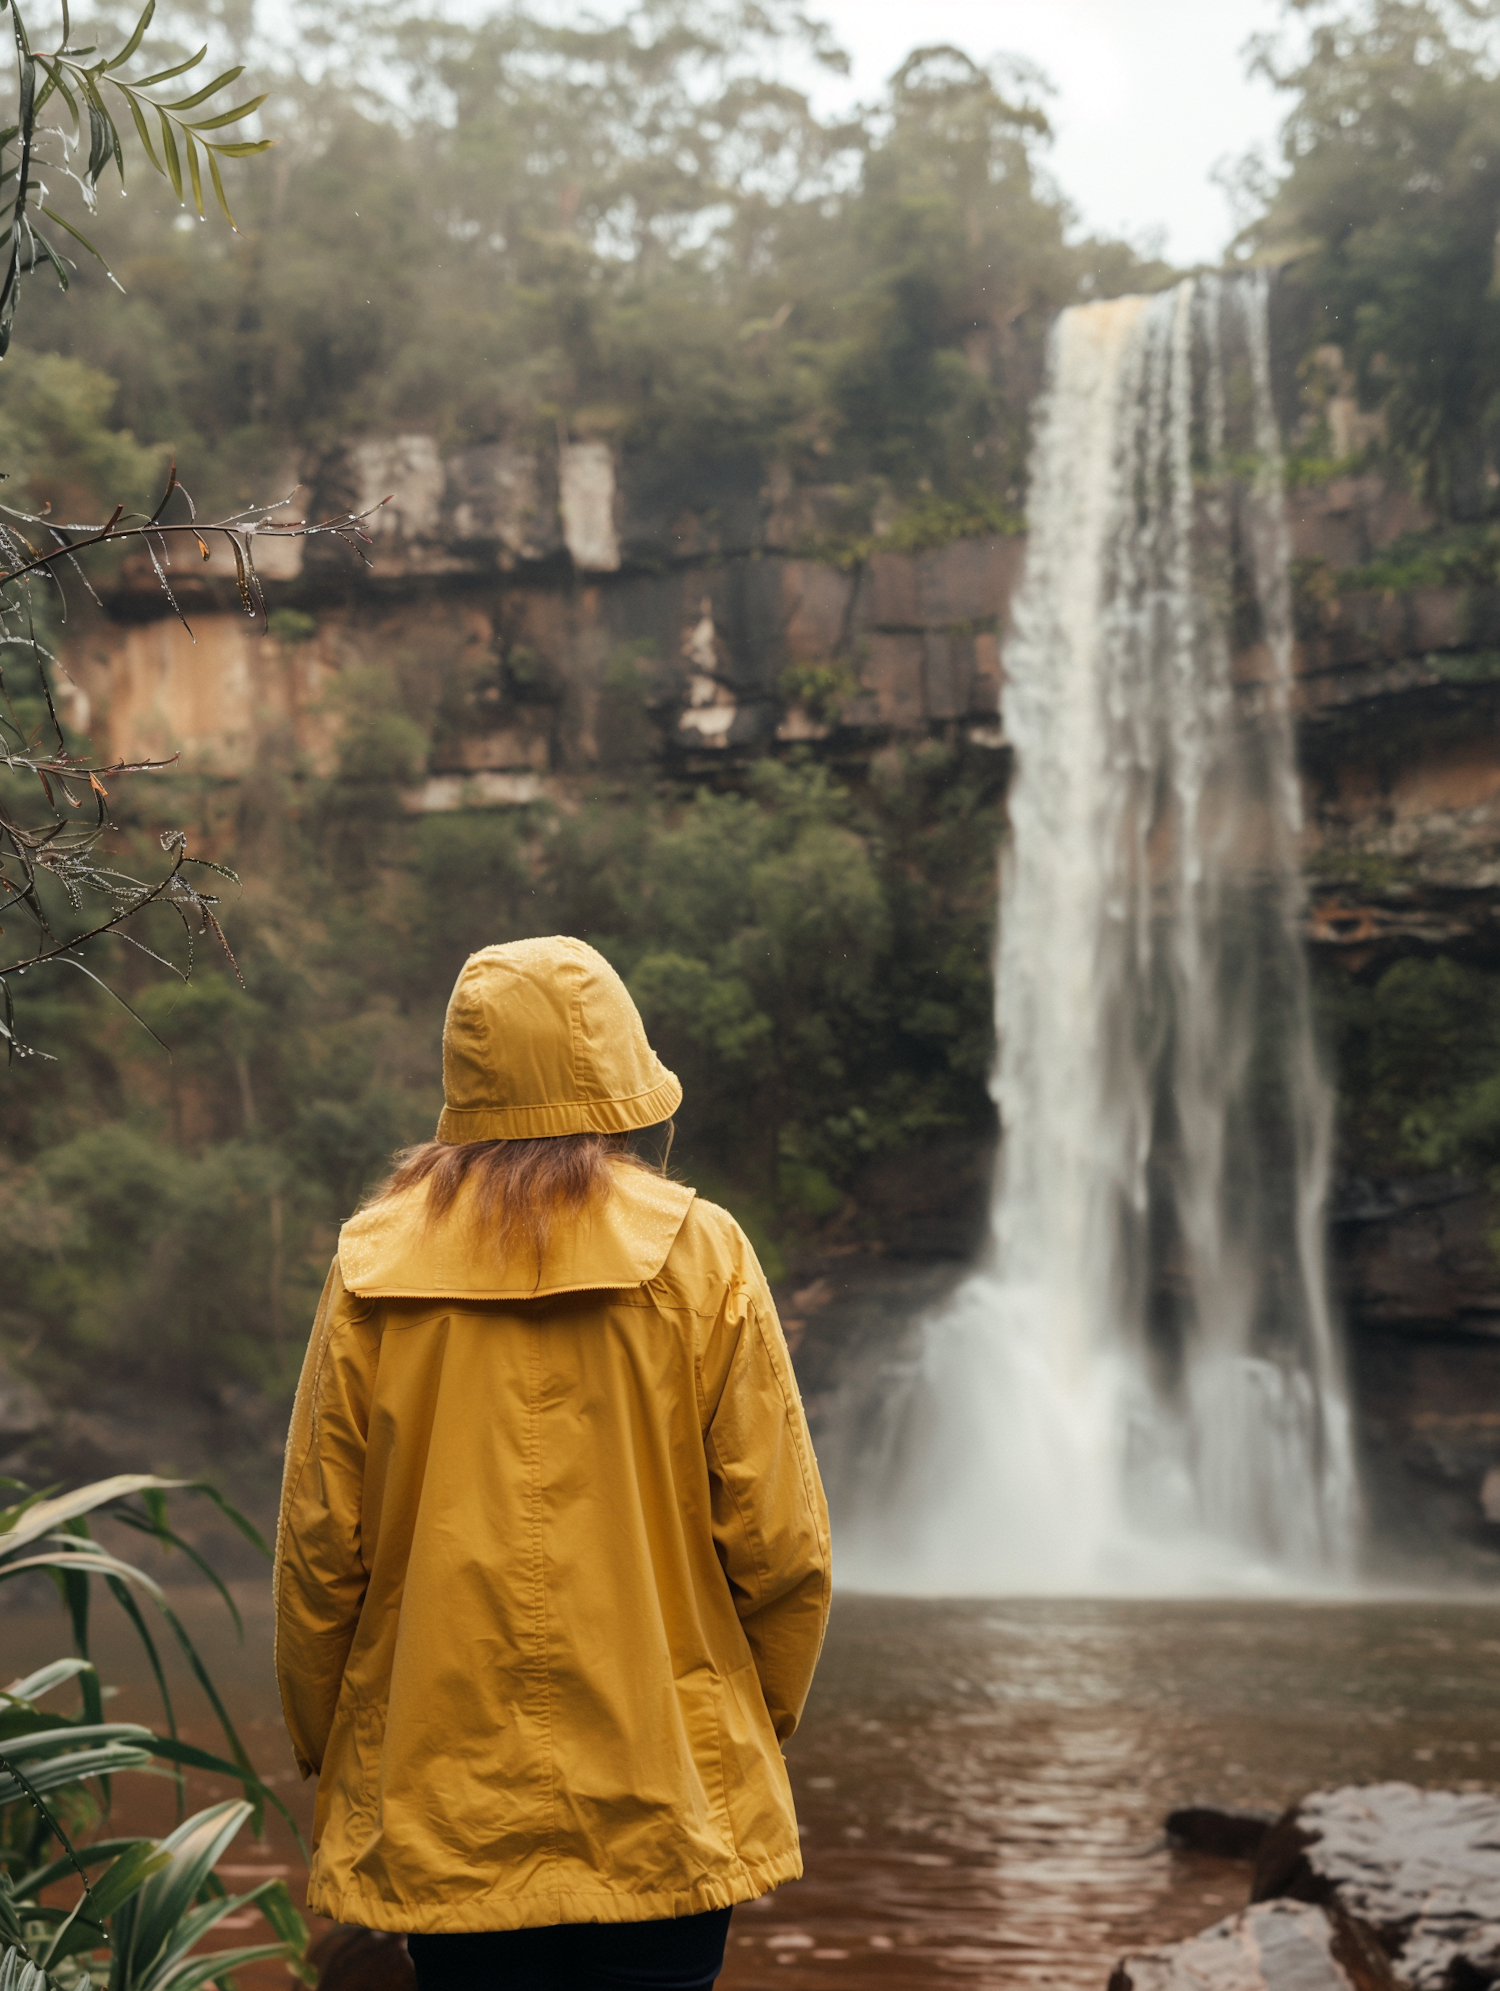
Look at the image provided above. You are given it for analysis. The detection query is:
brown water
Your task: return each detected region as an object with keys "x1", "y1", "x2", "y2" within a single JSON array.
[{"x1": 5, "y1": 1587, "x2": 1499, "y2": 1989}]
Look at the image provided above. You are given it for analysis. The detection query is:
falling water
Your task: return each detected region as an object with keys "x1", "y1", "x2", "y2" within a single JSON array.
[{"x1": 836, "y1": 275, "x2": 1361, "y2": 1593}]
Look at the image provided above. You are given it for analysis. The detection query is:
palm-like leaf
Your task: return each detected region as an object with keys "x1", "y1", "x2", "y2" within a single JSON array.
[{"x1": 0, "y1": 0, "x2": 275, "y2": 352}]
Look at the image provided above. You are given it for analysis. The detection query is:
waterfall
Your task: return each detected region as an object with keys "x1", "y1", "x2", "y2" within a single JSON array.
[{"x1": 836, "y1": 275, "x2": 1361, "y2": 1594}]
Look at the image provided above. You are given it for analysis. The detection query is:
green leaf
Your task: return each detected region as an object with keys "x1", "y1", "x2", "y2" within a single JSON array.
[
  {"x1": 35, "y1": 58, "x2": 78, "y2": 125},
  {"x1": 2, "y1": 1546, "x2": 165, "y2": 1601},
  {"x1": 0, "y1": 1477, "x2": 193, "y2": 1551},
  {"x1": 130, "y1": 44, "x2": 205, "y2": 88},
  {"x1": 86, "y1": 99, "x2": 108, "y2": 178},
  {"x1": 79, "y1": 72, "x2": 115, "y2": 181},
  {"x1": 184, "y1": 130, "x2": 202, "y2": 216},
  {"x1": 185, "y1": 94, "x2": 266, "y2": 133},
  {"x1": 203, "y1": 139, "x2": 270, "y2": 158},
  {"x1": 2, "y1": 1659, "x2": 94, "y2": 1707},
  {"x1": 152, "y1": 1942, "x2": 291, "y2": 1991},
  {"x1": 110, "y1": 1513, "x2": 244, "y2": 1639},
  {"x1": 102, "y1": 0, "x2": 154, "y2": 73},
  {"x1": 20, "y1": 1835, "x2": 151, "y2": 1894},
  {"x1": 144, "y1": 1740, "x2": 304, "y2": 1856},
  {"x1": 252, "y1": 1879, "x2": 308, "y2": 1960},
  {"x1": 83, "y1": 1839, "x2": 171, "y2": 1920},
  {"x1": 118, "y1": 1800, "x2": 248, "y2": 1980},
  {"x1": 151, "y1": 1605, "x2": 259, "y2": 1830},
  {"x1": 0, "y1": 1740, "x2": 154, "y2": 1803},
  {"x1": 38, "y1": 206, "x2": 109, "y2": 274},
  {"x1": 157, "y1": 105, "x2": 181, "y2": 199},
  {"x1": 40, "y1": 1836, "x2": 168, "y2": 1970},
  {"x1": 123, "y1": 89, "x2": 162, "y2": 173},
  {"x1": 204, "y1": 145, "x2": 232, "y2": 228},
  {"x1": 58, "y1": 1562, "x2": 91, "y2": 1689},
  {"x1": 161, "y1": 64, "x2": 240, "y2": 112},
  {"x1": 101, "y1": 1575, "x2": 178, "y2": 1811}
]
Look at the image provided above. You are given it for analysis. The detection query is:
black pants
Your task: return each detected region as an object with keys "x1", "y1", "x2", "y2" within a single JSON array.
[{"x1": 407, "y1": 1909, "x2": 732, "y2": 1991}]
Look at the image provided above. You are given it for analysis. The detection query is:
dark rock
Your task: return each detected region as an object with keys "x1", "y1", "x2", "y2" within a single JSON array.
[
  {"x1": 1330, "y1": 1177, "x2": 1500, "y2": 1338},
  {"x1": 307, "y1": 1926, "x2": 414, "y2": 1991},
  {"x1": 1165, "y1": 1805, "x2": 1277, "y2": 1860},
  {"x1": 1253, "y1": 1782, "x2": 1500, "y2": 1989},
  {"x1": 1109, "y1": 1900, "x2": 1399, "y2": 1991}
]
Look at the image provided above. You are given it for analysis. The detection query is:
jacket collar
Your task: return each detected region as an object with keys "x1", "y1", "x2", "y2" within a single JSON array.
[{"x1": 339, "y1": 1161, "x2": 696, "y2": 1301}]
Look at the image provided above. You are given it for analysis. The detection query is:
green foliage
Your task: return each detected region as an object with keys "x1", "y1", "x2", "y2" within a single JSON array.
[
  {"x1": 14, "y1": 3, "x2": 1166, "y2": 520},
  {"x1": 1335, "y1": 520, "x2": 1500, "y2": 592},
  {"x1": 0, "y1": 0, "x2": 272, "y2": 356},
  {"x1": 778, "y1": 661, "x2": 856, "y2": 727},
  {"x1": 879, "y1": 487, "x2": 1025, "y2": 553},
  {"x1": 1319, "y1": 953, "x2": 1500, "y2": 1175},
  {"x1": 0, "y1": 1479, "x2": 308, "y2": 1991},
  {"x1": 1246, "y1": 1, "x2": 1500, "y2": 518},
  {"x1": 332, "y1": 670, "x2": 429, "y2": 786},
  {"x1": 0, "y1": 354, "x2": 161, "y2": 519},
  {"x1": 0, "y1": 745, "x2": 999, "y2": 1392},
  {"x1": 266, "y1": 607, "x2": 317, "y2": 645}
]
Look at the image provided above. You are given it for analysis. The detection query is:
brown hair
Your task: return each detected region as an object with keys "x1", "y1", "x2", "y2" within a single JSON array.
[{"x1": 372, "y1": 1126, "x2": 671, "y2": 1265}]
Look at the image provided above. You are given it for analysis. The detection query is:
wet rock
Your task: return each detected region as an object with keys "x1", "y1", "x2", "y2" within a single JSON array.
[
  {"x1": 1165, "y1": 1805, "x2": 1277, "y2": 1860},
  {"x1": 1109, "y1": 1899, "x2": 1397, "y2": 1991},
  {"x1": 1252, "y1": 1782, "x2": 1500, "y2": 1989},
  {"x1": 1331, "y1": 1177, "x2": 1500, "y2": 1338}
]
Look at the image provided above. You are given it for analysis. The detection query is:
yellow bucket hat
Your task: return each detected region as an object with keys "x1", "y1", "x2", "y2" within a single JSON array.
[{"x1": 435, "y1": 936, "x2": 682, "y2": 1143}]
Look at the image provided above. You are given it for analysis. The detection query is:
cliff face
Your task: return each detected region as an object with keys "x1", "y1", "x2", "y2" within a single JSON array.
[
  {"x1": 69, "y1": 436, "x2": 1017, "y2": 783},
  {"x1": 56, "y1": 446, "x2": 1500, "y2": 1564}
]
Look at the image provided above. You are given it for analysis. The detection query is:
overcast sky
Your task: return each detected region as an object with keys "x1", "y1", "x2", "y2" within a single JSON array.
[{"x1": 809, "y1": 0, "x2": 1294, "y2": 266}]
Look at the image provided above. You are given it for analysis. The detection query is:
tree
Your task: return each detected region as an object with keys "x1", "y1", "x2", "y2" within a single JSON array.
[
  {"x1": 0, "y1": 1, "x2": 382, "y2": 1062},
  {"x1": 1244, "y1": 0, "x2": 1500, "y2": 516}
]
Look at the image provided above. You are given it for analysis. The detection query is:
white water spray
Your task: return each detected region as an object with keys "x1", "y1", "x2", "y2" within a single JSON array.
[{"x1": 836, "y1": 276, "x2": 1360, "y2": 1594}]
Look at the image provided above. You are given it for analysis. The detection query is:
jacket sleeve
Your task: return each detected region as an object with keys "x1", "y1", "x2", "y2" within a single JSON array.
[
  {"x1": 273, "y1": 1257, "x2": 377, "y2": 1779},
  {"x1": 704, "y1": 1247, "x2": 832, "y2": 1743}
]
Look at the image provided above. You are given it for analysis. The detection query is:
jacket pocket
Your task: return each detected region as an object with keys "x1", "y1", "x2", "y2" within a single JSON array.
[
  {"x1": 718, "y1": 1660, "x2": 797, "y2": 1860},
  {"x1": 676, "y1": 1666, "x2": 740, "y2": 1864}
]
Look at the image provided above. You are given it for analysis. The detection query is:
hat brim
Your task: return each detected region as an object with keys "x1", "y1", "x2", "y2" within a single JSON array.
[{"x1": 436, "y1": 1069, "x2": 682, "y2": 1143}]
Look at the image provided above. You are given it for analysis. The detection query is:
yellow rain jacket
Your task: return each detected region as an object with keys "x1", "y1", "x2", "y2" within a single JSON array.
[{"x1": 274, "y1": 937, "x2": 832, "y2": 1934}]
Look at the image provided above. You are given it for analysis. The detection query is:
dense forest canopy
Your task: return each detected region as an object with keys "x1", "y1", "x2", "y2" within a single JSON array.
[
  {"x1": 8, "y1": 0, "x2": 1500, "y2": 1418},
  {"x1": 1245, "y1": 0, "x2": 1500, "y2": 515},
  {"x1": 6, "y1": 0, "x2": 1160, "y2": 526}
]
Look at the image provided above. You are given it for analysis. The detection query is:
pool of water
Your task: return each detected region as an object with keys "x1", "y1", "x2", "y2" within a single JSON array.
[
  {"x1": 732, "y1": 1594, "x2": 1500, "y2": 1985},
  {"x1": 5, "y1": 1587, "x2": 1499, "y2": 1989}
]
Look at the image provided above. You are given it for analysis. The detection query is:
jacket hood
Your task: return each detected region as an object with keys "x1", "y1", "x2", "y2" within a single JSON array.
[
  {"x1": 436, "y1": 936, "x2": 681, "y2": 1143},
  {"x1": 339, "y1": 1157, "x2": 696, "y2": 1300}
]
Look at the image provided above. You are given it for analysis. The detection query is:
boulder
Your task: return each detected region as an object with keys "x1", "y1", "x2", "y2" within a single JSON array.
[
  {"x1": 1109, "y1": 1900, "x2": 1397, "y2": 1991},
  {"x1": 1253, "y1": 1782, "x2": 1500, "y2": 1989},
  {"x1": 1165, "y1": 1805, "x2": 1277, "y2": 1860}
]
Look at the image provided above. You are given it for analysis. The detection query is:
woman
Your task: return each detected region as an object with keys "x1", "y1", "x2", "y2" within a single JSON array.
[{"x1": 275, "y1": 936, "x2": 832, "y2": 1991}]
